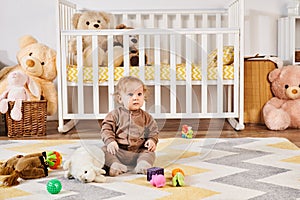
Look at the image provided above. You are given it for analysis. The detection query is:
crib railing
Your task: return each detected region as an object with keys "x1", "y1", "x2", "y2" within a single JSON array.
[{"x1": 59, "y1": 28, "x2": 240, "y2": 116}]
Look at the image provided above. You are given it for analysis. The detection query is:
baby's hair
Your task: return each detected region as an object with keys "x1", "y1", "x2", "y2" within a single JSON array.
[{"x1": 113, "y1": 76, "x2": 148, "y2": 106}]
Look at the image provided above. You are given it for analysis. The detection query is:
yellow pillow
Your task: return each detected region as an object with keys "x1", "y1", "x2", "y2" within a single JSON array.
[{"x1": 208, "y1": 46, "x2": 234, "y2": 67}]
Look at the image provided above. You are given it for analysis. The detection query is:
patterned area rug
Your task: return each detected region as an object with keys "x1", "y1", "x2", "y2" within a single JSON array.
[{"x1": 1, "y1": 137, "x2": 300, "y2": 200}]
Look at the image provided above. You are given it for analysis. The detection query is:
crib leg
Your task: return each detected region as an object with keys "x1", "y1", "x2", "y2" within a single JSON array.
[
  {"x1": 227, "y1": 118, "x2": 245, "y2": 131},
  {"x1": 58, "y1": 119, "x2": 79, "y2": 133}
]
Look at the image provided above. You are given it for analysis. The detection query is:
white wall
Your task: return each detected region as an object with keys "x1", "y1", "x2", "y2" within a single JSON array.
[{"x1": 0, "y1": 0, "x2": 293, "y2": 65}]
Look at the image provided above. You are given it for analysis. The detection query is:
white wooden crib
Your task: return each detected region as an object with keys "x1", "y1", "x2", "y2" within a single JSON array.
[{"x1": 56, "y1": 0, "x2": 245, "y2": 132}]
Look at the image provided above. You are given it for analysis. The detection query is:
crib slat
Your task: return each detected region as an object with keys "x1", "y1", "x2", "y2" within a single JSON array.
[
  {"x1": 202, "y1": 14, "x2": 208, "y2": 28},
  {"x1": 92, "y1": 35, "x2": 99, "y2": 114},
  {"x1": 139, "y1": 35, "x2": 145, "y2": 80},
  {"x1": 76, "y1": 36, "x2": 84, "y2": 114},
  {"x1": 216, "y1": 13, "x2": 221, "y2": 28},
  {"x1": 216, "y1": 34, "x2": 223, "y2": 114},
  {"x1": 154, "y1": 35, "x2": 161, "y2": 114},
  {"x1": 201, "y1": 34, "x2": 208, "y2": 114},
  {"x1": 107, "y1": 35, "x2": 114, "y2": 111},
  {"x1": 233, "y1": 33, "x2": 240, "y2": 115},
  {"x1": 170, "y1": 34, "x2": 177, "y2": 114},
  {"x1": 60, "y1": 35, "x2": 68, "y2": 118},
  {"x1": 123, "y1": 35, "x2": 130, "y2": 75},
  {"x1": 186, "y1": 34, "x2": 192, "y2": 114}
]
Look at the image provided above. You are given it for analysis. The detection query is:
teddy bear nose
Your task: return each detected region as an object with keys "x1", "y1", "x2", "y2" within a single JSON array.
[
  {"x1": 26, "y1": 59, "x2": 35, "y2": 67},
  {"x1": 131, "y1": 38, "x2": 138, "y2": 43},
  {"x1": 94, "y1": 24, "x2": 99, "y2": 28},
  {"x1": 292, "y1": 89, "x2": 298, "y2": 94}
]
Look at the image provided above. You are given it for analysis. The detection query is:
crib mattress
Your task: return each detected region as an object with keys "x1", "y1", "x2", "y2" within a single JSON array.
[{"x1": 67, "y1": 64, "x2": 234, "y2": 83}]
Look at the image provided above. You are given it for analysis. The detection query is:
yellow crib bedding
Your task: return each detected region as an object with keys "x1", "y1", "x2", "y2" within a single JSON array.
[{"x1": 67, "y1": 63, "x2": 235, "y2": 83}]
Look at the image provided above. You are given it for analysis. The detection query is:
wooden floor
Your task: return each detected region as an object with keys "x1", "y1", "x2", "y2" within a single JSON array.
[{"x1": 2, "y1": 119, "x2": 300, "y2": 147}]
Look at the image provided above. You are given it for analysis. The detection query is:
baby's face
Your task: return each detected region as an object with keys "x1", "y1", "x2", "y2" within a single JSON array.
[{"x1": 120, "y1": 83, "x2": 144, "y2": 111}]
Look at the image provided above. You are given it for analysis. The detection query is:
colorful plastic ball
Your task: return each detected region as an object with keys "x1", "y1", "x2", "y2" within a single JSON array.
[
  {"x1": 46, "y1": 151, "x2": 62, "y2": 169},
  {"x1": 47, "y1": 179, "x2": 62, "y2": 194}
]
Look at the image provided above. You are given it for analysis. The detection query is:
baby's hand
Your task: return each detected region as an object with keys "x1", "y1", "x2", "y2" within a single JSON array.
[
  {"x1": 145, "y1": 139, "x2": 156, "y2": 152},
  {"x1": 107, "y1": 141, "x2": 119, "y2": 155}
]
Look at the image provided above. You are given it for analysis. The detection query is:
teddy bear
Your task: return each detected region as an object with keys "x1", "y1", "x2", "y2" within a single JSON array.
[
  {"x1": 68, "y1": 10, "x2": 114, "y2": 67},
  {"x1": 63, "y1": 146, "x2": 106, "y2": 183},
  {"x1": 263, "y1": 65, "x2": 300, "y2": 130},
  {"x1": 112, "y1": 23, "x2": 148, "y2": 67},
  {"x1": 0, "y1": 70, "x2": 39, "y2": 121},
  {"x1": 0, "y1": 152, "x2": 48, "y2": 186},
  {"x1": 0, "y1": 35, "x2": 57, "y2": 116}
]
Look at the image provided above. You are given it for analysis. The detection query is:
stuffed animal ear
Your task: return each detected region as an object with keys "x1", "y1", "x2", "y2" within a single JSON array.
[
  {"x1": 19, "y1": 35, "x2": 38, "y2": 49},
  {"x1": 268, "y1": 68, "x2": 281, "y2": 83},
  {"x1": 100, "y1": 12, "x2": 114, "y2": 28},
  {"x1": 27, "y1": 77, "x2": 40, "y2": 98},
  {"x1": 72, "y1": 13, "x2": 82, "y2": 29}
]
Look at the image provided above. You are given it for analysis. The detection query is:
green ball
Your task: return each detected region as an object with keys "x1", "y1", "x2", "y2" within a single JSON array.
[{"x1": 47, "y1": 179, "x2": 62, "y2": 194}]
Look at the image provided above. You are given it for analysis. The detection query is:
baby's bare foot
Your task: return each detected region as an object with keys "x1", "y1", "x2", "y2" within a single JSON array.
[
  {"x1": 109, "y1": 162, "x2": 127, "y2": 176},
  {"x1": 134, "y1": 161, "x2": 152, "y2": 174}
]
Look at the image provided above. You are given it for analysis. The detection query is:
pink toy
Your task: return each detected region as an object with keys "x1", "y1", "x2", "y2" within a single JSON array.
[
  {"x1": 0, "y1": 70, "x2": 39, "y2": 121},
  {"x1": 263, "y1": 65, "x2": 300, "y2": 130},
  {"x1": 150, "y1": 174, "x2": 166, "y2": 188}
]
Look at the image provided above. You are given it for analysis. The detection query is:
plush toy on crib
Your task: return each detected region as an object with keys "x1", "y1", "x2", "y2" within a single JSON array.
[
  {"x1": 0, "y1": 70, "x2": 39, "y2": 121},
  {"x1": 68, "y1": 10, "x2": 114, "y2": 67},
  {"x1": 113, "y1": 23, "x2": 148, "y2": 67},
  {"x1": 263, "y1": 65, "x2": 300, "y2": 130}
]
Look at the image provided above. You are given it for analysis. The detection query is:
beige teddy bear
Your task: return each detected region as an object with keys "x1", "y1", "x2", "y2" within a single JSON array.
[
  {"x1": 68, "y1": 11, "x2": 113, "y2": 67},
  {"x1": 0, "y1": 35, "x2": 57, "y2": 116}
]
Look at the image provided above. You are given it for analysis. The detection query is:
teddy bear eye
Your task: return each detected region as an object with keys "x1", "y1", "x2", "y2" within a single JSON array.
[
  {"x1": 84, "y1": 171, "x2": 87, "y2": 174},
  {"x1": 285, "y1": 85, "x2": 289, "y2": 89},
  {"x1": 29, "y1": 53, "x2": 33, "y2": 56},
  {"x1": 86, "y1": 21, "x2": 90, "y2": 25},
  {"x1": 97, "y1": 20, "x2": 101, "y2": 23},
  {"x1": 41, "y1": 62, "x2": 45, "y2": 65}
]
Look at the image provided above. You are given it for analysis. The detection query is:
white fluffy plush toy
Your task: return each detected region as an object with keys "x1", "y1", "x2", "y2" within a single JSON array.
[
  {"x1": 0, "y1": 70, "x2": 39, "y2": 121},
  {"x1": 63, "y1": 146, "x2": 106, "y2": 183}
]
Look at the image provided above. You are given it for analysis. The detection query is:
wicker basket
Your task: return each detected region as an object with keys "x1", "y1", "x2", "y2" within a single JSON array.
[{"x1": 6, "y1": 100, "x2": 47, "y2": 137}]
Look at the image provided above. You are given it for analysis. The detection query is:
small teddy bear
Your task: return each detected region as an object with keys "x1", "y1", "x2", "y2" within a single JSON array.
[
  {"x1": 0, "y1": 70, "x2": 39, "y2": 121},
  {"x1": 263, "y1": 65, "x2": 300, "y2": 130},
  {"x1": 0, "y1": 35, "x2": 58, "y2": 116},
  {"x1": 68, "y1": 10, "x2": 114, "y2": 67},
  {"x1": 113, "y1": 24, "x2": 148, "y2": 67}
]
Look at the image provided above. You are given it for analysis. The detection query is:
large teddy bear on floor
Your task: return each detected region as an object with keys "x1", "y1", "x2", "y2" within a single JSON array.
[
  {"x1": 263, "y1": 65, "x2": 300, "y2": 130},
  {"x1": 68, "y1": 10, "x2": 114, "y2": 67},
  {"x1": 0, "y1": 35, "x2": 57, "y2": 116}
]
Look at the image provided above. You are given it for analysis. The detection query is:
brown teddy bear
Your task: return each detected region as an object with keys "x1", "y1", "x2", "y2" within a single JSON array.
[
  {"x1": 0, "y1": 152, "x2": 48, "y2": 186},
  {"x1": 263, "y1": 65, "x2": 300, "y2": 130},
  {"x1": 68, "y1": 10, "x2": 114, "y2": 67},
  {"x1": 113, "y1": 24, "x2": 147, "y2": 67},
  {"x1": 0, "y1": 35, "x2": 57, "y2": 116}
]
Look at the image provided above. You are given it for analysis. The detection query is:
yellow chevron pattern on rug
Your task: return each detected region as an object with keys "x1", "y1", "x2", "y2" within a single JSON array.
[{"x1": 2, "y1": 137, "x2": 300, "y2": 200}]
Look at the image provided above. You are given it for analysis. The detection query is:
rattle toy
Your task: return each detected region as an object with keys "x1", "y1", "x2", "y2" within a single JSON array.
[
  {"x1": 46, "y1": 151, "x2": 62, "y2": 169},
  {"x1": 181, "y1": 125, "x2": 193, "y2": 139},
  {"x1": 172, "y1": 168, "x2": 185, "y2": 187}
]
